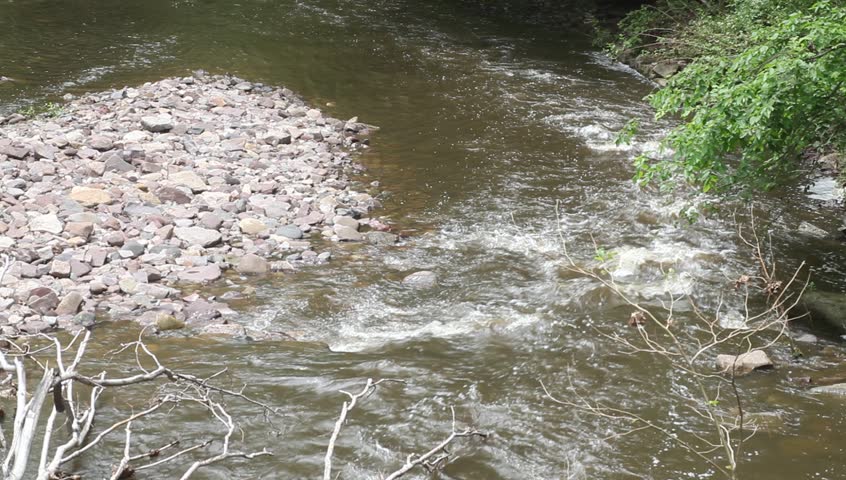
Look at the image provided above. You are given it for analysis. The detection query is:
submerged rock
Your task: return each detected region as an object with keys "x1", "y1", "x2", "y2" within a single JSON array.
[
  {"x1": 810, "y1": 383, "x2": 846, "y2": 396},
  {"x1": 403, "y1": 270, "x2": 438, "y2": 289},
  {"x1": 800, "y1": 290, "x2": 846, "y2": 333}
]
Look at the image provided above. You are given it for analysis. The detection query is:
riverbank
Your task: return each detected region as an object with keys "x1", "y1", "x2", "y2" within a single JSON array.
[{"x1": 0, "y1": 73, "x2": 398, "y2": 338}]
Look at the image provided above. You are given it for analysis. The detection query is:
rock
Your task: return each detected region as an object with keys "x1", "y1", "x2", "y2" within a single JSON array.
[
  {"x1": 798, "y1": 221, "x2": 828, "y2": 239},
  {"x1": 169, "y1": 171, "x2": 208, "y2": 193},
  {"x1": 174, "y1": 227, "x2": 222, "y2": 247},
  {"x1": 88, "y1": 135, "x2": 114, "y2": 151},
  {"x1": 29, "y1": 214, "x2": 63, "y2": 234},
  {"x1": 27, "y1": 287, "x2": 59, "y2": 314},
  {"x1": 402, "y1": 271, "x2": 438, "y2": 289},
  {"x1": 716, "y1": 350, "x2": 773, "y2": 376},
  {"x1": 178, "y1": 264, "x2": 222, "y2": 283},
  {"x1": 89, "y1": 281, "x2": 107, "y2": 294},
  {"x1": 236, "y1": 254, "x2": 268, "y2": 274},
  {"x1": 334, "y1": 225, "x2": 363, "y2": 241},
  {"x1": 200, "y1": 213, "x2": 223, "y2": 230},
  {"x1": 119, "y1": 241, "x2": 146, "y2": 258},
  {"x1": 238, "y1": 218, "x2": 267, "y2": 235},
  {"x1": 69, "y1": 259, "x2": 92, "y2": 278},
  {"x1": 800, "y1": 290, "x2": 846, "y2": 333},
  {"x1": 810, "y1": 383, "x2": 846, "y2": 396},
  {"x1": 155, "y1": 186, "x2": 192, "y2": 204},
  {"x1": 103, "y1": 153, "x2": 134, "y2": 173},
  {"x1": 365, "y1": 231, "x2": 398, "y2": 245},
  {"x1": 0, "y1": 142, "x2": 28, "y2": 159},
  {"x1": 49, "y1": 259, "x2": 72, "y2": 278},
  {"x1": 69, "y1": 186, "x2": 113, "y2": 207},
  {"x1": 141, "y1": 114, "x2": 174, "y2": 132},
  {"x1": 276, "y1": 225, "x2": 303, "y2": 239},
  {"x1": 104, "y1": 232, "x2": 126, "y2": 247},
  {"x1": 652, "y1": 60, "x2": 682, "y2": 79},
  {"x1": 55, "y1": 292, "x2": 84, "y2": 315},
  {"x1": 156, "y1": 313, "x2": 185, "y2": 331},
  {"x1": 200, "y1": 323, "x2": 247, "y2": 336},
  {"x1": 334, "y1": 216, "x2": 360, "y2": 230},
  {"x1": 65, "y1": 222, "x2": 94, "y2": 240}
]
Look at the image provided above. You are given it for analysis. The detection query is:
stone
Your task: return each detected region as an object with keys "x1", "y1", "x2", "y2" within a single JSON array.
[
  {"x1": 652, "y1": 60, "x2": 682, "y2": 79},
  {"x1": 69, "y1": 186, "x2": 113, "y2": 207},
  {"x1": 276, "y1": 225, "x2": 303, "y2": 239},
  {"x1": 65, "y1": 222, "x2": 94, "y2": 240},
  {"x1": 49, "y1": 259, "x2": 72, "y2": 278},
  {"x1": 155, "y1": 186, "x2": 192, "y2": 204},
  {"x1": 402, "y1": 271, "x2": 438, "y2": 289},
  {"x1": 88, "y1": 135, "x2": 114, "y2": 151},
  {"x1": 89, "y1": 281, "x2": 107, "y2": 294},
  {"x1": 236, "y1": 254, "x2": 268, "y2": 274},
  {"x1": 178, "y1": 264, "x2": 222, "y2": 283},
  {"x1": 810, "y1": 383, "x2": 846, "y2": 396},
  {"x1": 169, "y1": 171, "x2": 208, "y2": 193},
  {"x1": 334, "y1": 216, "x2": 360, "y2": 230},
  {"x1": 104, "y1": 232, "x2": 126, "y2": 247},
  {"x1": 365, "y1": 231, "x2": 398, "y2": 245},
  {"x1": 334, "y1": 225, "x2": 363, "y2": 241},
  {"x1": 29, "y1": 214, "x2": 63, "y2": 234},
  {"x1": 69, "y1": 259, "x2": 92, "y2": 278},
  {"x1": 55, "y1": 292, "x2": 84, "y2": 315},
  {"x1": 141, "y1": 114, "x2": 174, "y2": 132},
  {"x1": 716, "y1": 350, "x2": 773, "y2": 376},
  {"x1": 27, "y1": 287, "x2": 59, "y2": 314},
  {"x1": 201, "y1": 323, "x2": 247, "y2": 336},
  {"x1": 174, "y1": 227, "x2": 222, "y2": 247},
  {"x1": 103, "y1": 153, "x2": 134, "y2": 173},
  {"x1": 119, "y1": 241, "x2": 146, "y2": 258},
  {"x1": 238, "y1": 218, "x2": 267, "y2": 235},
  {"x1": 156, "y1": 313, "x2": 185, "y2": 331},
  {"x1": 798, "y1": 221, "x2": 828, "y2": 239},
  {"x1": 0, "y1": 142, "x2": 28, "y2": 159},
  {"x1": 800, "y1": 290, "x2": 846, "y2": 333},
  {"x1": 200, "y1": 213, "x2": 223, "y2": 230}
]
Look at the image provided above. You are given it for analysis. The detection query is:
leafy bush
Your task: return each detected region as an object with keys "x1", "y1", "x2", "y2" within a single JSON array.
[{"x1": 637, "y1": 1, "x2": 846, "y2": 191}]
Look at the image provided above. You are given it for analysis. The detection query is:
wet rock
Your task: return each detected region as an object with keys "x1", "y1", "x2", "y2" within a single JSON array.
[
  {"x1": 178, "y1": 264, "x2": 222, "y2": 283},
  {"x1": 365, "y1": 231, "x2": 398, "y2": 245},
  {"x1": 716, "y1": 350, "x2": 773, "y2": 376},
  {"x1": 798, "y1": 221, "x2": 828, "y2": 239},
  {"x1": 236, "y1": 254, "x2": 269, "y2": 274},
  {"x1": 174, "y1": 227, "x2": 222, "y2": 247},
  {"x1": 141, "y1": 114, "x2": 174, "y2": 132},
  {"x1": 156, "y1": 313, "x2": 185, "y2": 331},
  {"x1": 652, "y1": 60, "x2": 682, "y2": 79},
  {"x1": 69, "y1": 186, "x2": 113, "y2": 207},
  {"x1": 334, "y1": 216, "x2": 360, "y2": 230},
  {"x1": 800, "y1": 290, "x2": 846, "y2": 333},
  {"x1": 810, "y1": 383, "x2": 846, "y2": 395},
  {"x1": 201, "y1": 323, "x2": 247, "y2": 336},
  {"x1": 403, "y1": 270, "x2": 438, "y2": 289}
]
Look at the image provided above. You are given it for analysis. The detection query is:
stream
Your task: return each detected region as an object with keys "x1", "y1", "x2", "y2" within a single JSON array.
[{"x1": 2, "y1": 0, "x2": 846, "y2": 478}]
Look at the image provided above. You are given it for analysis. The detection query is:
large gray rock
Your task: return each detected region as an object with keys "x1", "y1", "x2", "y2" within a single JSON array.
[
  {"x1": 716, "y1": 350, "x2": 773, "y2": 376},
  {"x1": 402, "y1": 270, "x2": 438, "y2": 289},
  {"x1": 801, "y1": 290, "x2": 846, "y2": 333},
  {"x1": 55, "y1": 292, "x2": 84, "y2": 315},
  {"x1": 334, "y1": 225, "x2": 362, "y2": 242},
  {"x1": 174, "y1": 227, "x2": 222, "y2": 247},
  {"x1": 276, "y1": 225, "x2": 303, "y2": 239}
]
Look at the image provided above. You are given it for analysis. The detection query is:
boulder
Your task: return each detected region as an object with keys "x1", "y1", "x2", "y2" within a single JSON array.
[
  {"x1": 55, "y1": 292, "x2": 84, "y2": 315},
  {"x1": 156, "y1": 313, "x2": 185, "y2": 331},
  {"x1": 334, "y1": 225, "x2": 362, "y2": 241},
  {"x1": 88, "y1": 135, "x2": 114, "y2": 151},
  {"x1": 276, "y1": 225, "x2": 303, "y2": 239},
  {"x1": 169, "y1": 171, "x2": 208, "y2": 193},
  {"x1": 27, "y1": 287, "x2": 59, "y2": 314},
  {"x1": 716, "y1": 350, "x2": 773, "y2": 376}
]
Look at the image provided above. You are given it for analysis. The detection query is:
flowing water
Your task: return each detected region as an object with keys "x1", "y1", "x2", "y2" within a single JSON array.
[{"x1": 2, "y1": 0, "x2": 846, "y2": 478}]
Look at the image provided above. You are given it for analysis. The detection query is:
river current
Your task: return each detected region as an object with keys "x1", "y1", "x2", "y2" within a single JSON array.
[{"x1": 1, "y1": 0, "x2": 845, "y2": 478}]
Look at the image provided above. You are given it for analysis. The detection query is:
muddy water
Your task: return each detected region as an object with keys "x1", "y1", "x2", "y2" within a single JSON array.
[{"x1": 2, "y1": 0, "x2": 846, "y2": 478}]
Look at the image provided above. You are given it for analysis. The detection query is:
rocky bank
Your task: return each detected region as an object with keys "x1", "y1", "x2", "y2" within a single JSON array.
[{"x1": 0, "y1": 72, "x2": 400, "y2": 338}]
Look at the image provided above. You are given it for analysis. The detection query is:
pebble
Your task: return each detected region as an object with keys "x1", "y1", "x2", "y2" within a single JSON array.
[{"x1": 0, "y1": 74, "x2": 389, "y2": 336}]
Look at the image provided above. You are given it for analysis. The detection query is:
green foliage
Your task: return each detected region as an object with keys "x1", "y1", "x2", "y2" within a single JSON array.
[
  {"x1": 615, "y1": 119, "x2": 640, "y2": 146},
  {"x1": 18, "y1": 102, "x2": 65, "y2": 119},
  {"x1": 593, "y1": 247, "x2": 617, "y2": 263},
  {"x1": 614, "y1": 0, "x2": 846, "y2": 192}
]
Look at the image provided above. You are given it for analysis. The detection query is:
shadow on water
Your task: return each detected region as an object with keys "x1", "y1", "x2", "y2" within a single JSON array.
[{"x1": 2, "y1": 0, "x2": 846, "y2": 478}]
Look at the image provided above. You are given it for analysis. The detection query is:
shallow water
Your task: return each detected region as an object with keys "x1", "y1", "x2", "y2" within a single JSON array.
[{"x1": 2, "y1": 0, "x2": 846, "y2": 478}]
